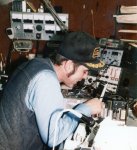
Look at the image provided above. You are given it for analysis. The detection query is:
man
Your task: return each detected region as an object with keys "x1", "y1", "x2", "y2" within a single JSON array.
[{"x1": 0, "y1": 31, "x2": 105, "y2": 150}]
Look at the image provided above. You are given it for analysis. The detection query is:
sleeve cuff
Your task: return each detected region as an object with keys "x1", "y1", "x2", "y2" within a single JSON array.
[{"x1": 74, "y1": 103, "x2": 91, "y2": 117}]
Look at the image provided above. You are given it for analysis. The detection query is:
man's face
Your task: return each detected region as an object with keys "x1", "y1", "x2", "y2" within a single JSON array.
[{"x1": 63, "y1": 62, "x2": 89, "y2": 88}]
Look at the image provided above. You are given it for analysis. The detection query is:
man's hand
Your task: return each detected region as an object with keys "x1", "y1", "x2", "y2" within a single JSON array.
[{"x1": 84, "y1": 98, "x2": 104, "y2": 115}]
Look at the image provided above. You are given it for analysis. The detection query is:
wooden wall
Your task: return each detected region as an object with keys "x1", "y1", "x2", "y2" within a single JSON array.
[
  {"x1": 0, "y1": 4, "x2": 11, "y2": 63},
  {"x1": 52, "y1": 0, "x2": 137, "y2": 39},
  {"x1": 0, "y1": 0, "x2": 137, "y2": 72}
]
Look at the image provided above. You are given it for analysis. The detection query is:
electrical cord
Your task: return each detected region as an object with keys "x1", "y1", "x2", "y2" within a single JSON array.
[
  {"x1": 43, "y1": 0, "x2": 68, "y2": 32},
  {"x1": 91, "y1": 9, "x2": 95, "y2": 38}
]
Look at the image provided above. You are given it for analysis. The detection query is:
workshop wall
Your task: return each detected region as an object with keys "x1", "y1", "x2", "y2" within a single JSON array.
[
  {"x1": 52, "y1": 0, "x2": 137, "y2": 39},
  {"x1": 0, "y1": 0, "x2": 137, "y2": 73}
]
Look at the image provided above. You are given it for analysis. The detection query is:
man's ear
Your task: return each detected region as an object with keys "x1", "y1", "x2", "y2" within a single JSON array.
[{"x1": 63, "y1": 60, "x2": 75, "y2": 77}]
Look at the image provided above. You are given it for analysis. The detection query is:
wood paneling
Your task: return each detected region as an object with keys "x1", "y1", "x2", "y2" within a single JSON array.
[
  {"x1": 0, "y1": 4, "x2": 11, "y2": 61},
  {"x1": 0, "y1": 0, "x2": 137, "y2": 70},
  {"x1": 53, "y1": 0, "x2": 137, "y2": 39}
]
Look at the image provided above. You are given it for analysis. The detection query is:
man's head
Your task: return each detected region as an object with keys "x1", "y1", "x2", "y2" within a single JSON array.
[
  {"x1": 58, "y1": 31, "x2": 105, "y2": 70},
  {"x1": 52, "y1": 31, "x2": 105, "y2": 88}
]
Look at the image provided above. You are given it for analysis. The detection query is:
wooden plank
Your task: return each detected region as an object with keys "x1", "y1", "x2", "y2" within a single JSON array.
[
  {"x1": 120, "y1": 6, "x2": 137, "y2": 14},
  {"x1": 129, "y1": 43, "x2": 137, "y2": 48},
  {"x1": 118, "y1": 29, "x2": 137, "y2": 33},
  {"x1": 120, "y1": 39, "x2": 137, "y2": 42},
  {"x1": 113, "y1": 14, "x2": 137, "y2": 24}
]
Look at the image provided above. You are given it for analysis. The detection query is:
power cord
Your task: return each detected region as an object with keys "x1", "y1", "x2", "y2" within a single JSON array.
[{"x1": 43, "y1": 0, "x2": 68, "y2": 32}]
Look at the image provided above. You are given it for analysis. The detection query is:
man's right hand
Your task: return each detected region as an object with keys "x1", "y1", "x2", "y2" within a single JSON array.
[{"x1": 84, "y1": 98, "x2": 104, "y2": 115}]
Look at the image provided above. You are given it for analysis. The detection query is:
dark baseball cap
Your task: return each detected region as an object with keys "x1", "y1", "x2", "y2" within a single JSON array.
[{"x1": 58, "y1": 31, "x2": 105, "y2": 70}]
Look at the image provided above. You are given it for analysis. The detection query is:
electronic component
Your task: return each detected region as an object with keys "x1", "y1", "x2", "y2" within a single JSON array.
[
  {"x1": 13, "y1": 40, "x2": 33, "y2": 51},
  {"x1": 100, "y1": 48, "x2": 123, "y2": 66},
  {"x1": 10, "y1": 12, "x2": 69, "y2": 40},
  {"x1": 12, "y1": 1, "x2": 22, "y2": 12},
  {"x1": 99, "y1": 66, "x2": 122, "y2": 91},
  {"x1": 99, "y1": 38, "x2": 124, "y2": 49},
  {"x1": 6, "y1": 28, "x2": 14, "y2": 39}
]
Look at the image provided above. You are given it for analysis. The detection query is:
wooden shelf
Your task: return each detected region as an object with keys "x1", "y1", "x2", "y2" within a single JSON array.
[{"x1": 118, "y1": 29, "x2": 137, "y2": 33}]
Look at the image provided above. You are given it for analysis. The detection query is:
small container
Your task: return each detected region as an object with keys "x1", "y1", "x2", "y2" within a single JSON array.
[
  {"x1": 38, "y1": 4, "x2": 44, "y2": 13},
  {"x1": 108, "y1": 109, "x2": 113, "y2": 119},
  {"x1": 120, "y1": 109, "x2": 126, "y2": 121},
  {"x1": 104, "y1": 108, "x2": 108, "y2": 118},
  {"x1": 116, "y1": 108, "x2": 121, "y2": 120},
  {"x1": 22, "y1": 0, "x2": 26, "y2": 12},
  {"x1": 27, "y1": 8, "x2": 31, "y2": 12}
]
